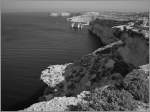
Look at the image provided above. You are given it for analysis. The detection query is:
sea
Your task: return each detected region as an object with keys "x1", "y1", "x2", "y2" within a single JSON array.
[{"x1": 1, "y1": 12, "x2": 101, "y2": 110}]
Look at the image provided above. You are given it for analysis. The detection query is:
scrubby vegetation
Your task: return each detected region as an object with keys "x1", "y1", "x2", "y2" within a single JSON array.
[
  {"x1": 122, "y1": 70, "x2": 149, "y2": 103},
  {"x1": 117, "y1": 30, "x2": 149, "y2": 67},
  {"x1": 68, "y1": 69, "x2": 149, "y2": 111}
]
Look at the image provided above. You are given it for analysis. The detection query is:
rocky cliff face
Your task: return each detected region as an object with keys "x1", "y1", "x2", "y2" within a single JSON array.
[
  {"x1": 89, "y1": 19, "x2": 149, "y2": 67},
  {"x1": 88, "y1": 19, "x2": 129, "y2": 45},
  {"x1": 23, "y1": 19, "x2": 149, "y2": 111}
]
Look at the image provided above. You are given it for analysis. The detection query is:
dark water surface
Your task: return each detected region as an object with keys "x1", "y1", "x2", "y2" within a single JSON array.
[{"x1": 1, "y1": 12, "x2": 101, "y2": 110}]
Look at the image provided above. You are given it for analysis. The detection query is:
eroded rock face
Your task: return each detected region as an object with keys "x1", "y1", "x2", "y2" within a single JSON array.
[{"x1": 40, "y1": 63, "x2": 72, "y2": 87}]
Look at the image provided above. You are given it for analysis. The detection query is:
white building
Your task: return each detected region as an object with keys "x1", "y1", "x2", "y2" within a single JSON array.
[{"x1": 61, "y1": 12, "x2": 71, "y2": 17}]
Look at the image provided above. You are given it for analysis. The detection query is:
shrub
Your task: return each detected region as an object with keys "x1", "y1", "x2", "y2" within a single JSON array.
[
  {"x1": 87, "y1": 86, "x2": 139, "y2": 111},
  {"x1": 123, "y1": 70, "x2": 149, "y2": 103}
]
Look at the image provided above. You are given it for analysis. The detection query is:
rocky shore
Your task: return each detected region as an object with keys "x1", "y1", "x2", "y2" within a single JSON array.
[{"x1": 23, "y1": 18, "x2": 149, "y2": 111}]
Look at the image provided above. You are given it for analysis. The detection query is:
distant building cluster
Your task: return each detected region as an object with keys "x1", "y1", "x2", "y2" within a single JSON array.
[
  {"x1": 67, "y1": 12, "x2": 100, "y2": 30},
  {"x1": 49, "y1": 12, "x2": 71, "y2": 17},
  {"x1": 112, "y1": 16, "x2": 149, "y2": 39},
  {"x1": 50, "y1": 11, "x2": 149, "y2": 36}
]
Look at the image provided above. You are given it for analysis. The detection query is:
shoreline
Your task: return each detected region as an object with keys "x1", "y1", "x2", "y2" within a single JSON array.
[
  {"x1": 2, "y1": 13, "x2": 102, "y2": 111},
  {"x1": 23, "y1": 17, "x2": 149, "y2": 111}
]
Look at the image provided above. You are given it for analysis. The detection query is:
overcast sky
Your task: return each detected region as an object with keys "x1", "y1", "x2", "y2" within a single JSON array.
[{"x1": 2, "y1": 0, "x2": 150, "y2": 13}]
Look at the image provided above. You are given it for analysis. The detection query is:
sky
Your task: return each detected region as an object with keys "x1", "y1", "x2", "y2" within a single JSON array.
[{"x1": 1, "y1": 0, "x2": 150, "y2": 13}]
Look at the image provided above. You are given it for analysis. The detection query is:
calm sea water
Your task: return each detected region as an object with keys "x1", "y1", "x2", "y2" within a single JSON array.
[{"x1": 1, "y1": 12, "x2": 101, "y2": 110}]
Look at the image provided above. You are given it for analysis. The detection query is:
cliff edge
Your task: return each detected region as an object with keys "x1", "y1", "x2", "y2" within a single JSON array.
[{"x1": 23, "y1": 18, "x2": 149, "y2": 111}]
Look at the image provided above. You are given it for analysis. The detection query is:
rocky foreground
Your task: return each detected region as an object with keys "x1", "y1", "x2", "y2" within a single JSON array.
[{"x1": 23, "y1": 18, "x2": 149, "y2": 111}]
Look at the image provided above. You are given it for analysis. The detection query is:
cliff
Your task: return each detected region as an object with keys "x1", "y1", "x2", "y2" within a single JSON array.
[
  {"x1": 23, "y1": 19, "x2": 149, "y2": 111},
  {"x1": 88, "y1": 18, "x2": 149, "y2": 45},
  {"x1": 88, "y1": 19, "x2": 130, "y2": 45}
]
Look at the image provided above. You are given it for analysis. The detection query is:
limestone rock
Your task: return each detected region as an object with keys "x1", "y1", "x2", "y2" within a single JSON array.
[
  {"x1": 23, "y1": 91, "x2": 89, "y2": 111},
  {"x1": 25, "y1": 97, "x2": 79, "y2": 111},
  {"x1": 40, "y1": 63, "x2": 72, "y2": 87}
]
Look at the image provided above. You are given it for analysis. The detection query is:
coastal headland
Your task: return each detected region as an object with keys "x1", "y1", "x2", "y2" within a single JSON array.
[{"x1": 22, "y1": 12, "x2": 149, "y2": 111}]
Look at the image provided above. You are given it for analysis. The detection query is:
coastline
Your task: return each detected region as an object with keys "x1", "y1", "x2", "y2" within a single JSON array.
[
  {"x1": 2, "y1": 13, "x2": 102, "y2": 110},
  {"x1": 22, "y1": 17, "x2": 149, "y2": 111}
]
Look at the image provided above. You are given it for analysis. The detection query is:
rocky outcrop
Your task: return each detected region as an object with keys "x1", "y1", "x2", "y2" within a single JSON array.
[
  {"x1": 41, "y1": 63, "x2": 72, "y2": 87},
  {"x1": 22, "y1": 91, "x2": 89, "y2": 111}
]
